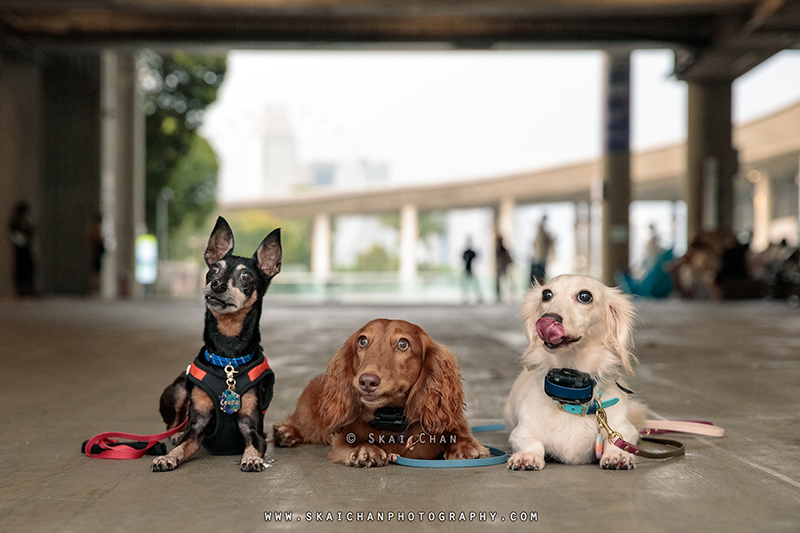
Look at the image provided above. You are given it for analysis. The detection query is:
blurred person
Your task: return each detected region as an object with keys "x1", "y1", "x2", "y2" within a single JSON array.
[
  {"x1": 642, "y1": 223, "x2": 664, "y2": 273},
  {"x1": 85, "y1": 213, "x2": 105, "y2": 295},
  {"x1": 461, "y1": 237, "x2": 482, "y2": 304},
  {"x1": 530, "y1": 215, "x2": 554, "y2": 285},
  {"x1": 495, "y1": 234, "x2": 513, "y2": 303},
  {"x1": 7, "y1": 201, "x2": 35, "y2": 296}
]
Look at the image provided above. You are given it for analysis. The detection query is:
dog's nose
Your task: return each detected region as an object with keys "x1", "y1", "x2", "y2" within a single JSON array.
[
  {"x1": 210, "y1": 279, "x2": 227, "y2": 293},
  {"x1": 359, "y1": 373, "x2": 381, "y2": 393},
  {"x1": 541, "y1": 313, "x2": 563, "y2": 323}
]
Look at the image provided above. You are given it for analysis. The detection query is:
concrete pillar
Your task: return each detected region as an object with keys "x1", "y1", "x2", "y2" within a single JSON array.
[
  {"x1": 39, "y1": 53, "x2": 102, "y2": 295},
  {"x1": 574, "y1": 202, "x2": 591, "y2": 273},
  {"x1": 311, "y1": 212, "x2": 331, "y2": 282},
  {"x1": 497, "y1": 196, "x2": 515, "y2": 247},
  {"x1": 0, "y1": 60, "x2": 43, "y2": 297},
  {"x1": 751, "y1": 170, "x2": 772, "y2": 251},
  {"x1": 100, "y1": 51, "x2": 145, "y2": 299},
  {"x1": 686, "y1": 80, "x2": 737, "y2": 241},
  {"x1": 601, "y1": 51, "x2": 632, "y2": 286},
  {"x1": 398, "y1": 203, "x2": 418, "y2": 283}
]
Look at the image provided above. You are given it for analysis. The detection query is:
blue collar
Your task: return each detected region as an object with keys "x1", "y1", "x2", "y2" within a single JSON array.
[{"x1": 204, "y1": 350, "x2": 255, "y2": 368}]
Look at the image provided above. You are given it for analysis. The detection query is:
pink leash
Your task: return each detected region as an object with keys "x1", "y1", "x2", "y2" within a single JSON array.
[
  {"x1": 608, "y1": 419, "x2": 725, "y2": 459},
  {"x1": 84, "y1": 418, "x2": 188, "y2": 459},
  {"x1": 642, "y1": 419, "x2": 725, "y2": 438}
]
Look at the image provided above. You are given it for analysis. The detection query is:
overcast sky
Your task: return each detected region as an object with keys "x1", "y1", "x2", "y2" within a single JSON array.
[{"x1": 203, "y1": 49, "x2": 800, "y2": 199}]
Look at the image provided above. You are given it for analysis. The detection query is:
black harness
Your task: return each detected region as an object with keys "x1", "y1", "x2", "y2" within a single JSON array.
[{"x1": 185, "y1": 347, "x2": 274, "y2": 455}]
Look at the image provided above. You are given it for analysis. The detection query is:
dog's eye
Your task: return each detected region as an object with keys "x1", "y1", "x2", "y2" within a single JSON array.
[
  {"x1": 397, "y1": 339, "x2": 409, "y2": 351},
  {"x1": 241, "y1": 271, "x2": 253, "y2": 282},
  {"x1": 210, "y1": 264, "x2": 220, "y2": 276},
  {"x1": 358, "y1": 336, "x2": 368, "y2": 348},
  {"x1": 577, "y1": 291, "x2": 593, "y2": 304},
  {"x1": 542, "y1": 289, "x2": 553, "y2": 302}
]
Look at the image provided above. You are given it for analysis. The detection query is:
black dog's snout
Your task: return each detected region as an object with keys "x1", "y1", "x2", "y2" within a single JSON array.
[
  {"x1": 210, "y1": 279, "x2": 228, "y2": 293},
  {"x1": 359, "y1": 373, "x2": 381, "y2": 393},
  {"x1": 541, "y1": 313, "x2": 563, "y2": 323}
]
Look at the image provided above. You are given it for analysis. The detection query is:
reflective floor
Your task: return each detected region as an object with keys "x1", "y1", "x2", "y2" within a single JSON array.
[{"x1": 1, "y1": 297, "x2": 798, "y2": 532}]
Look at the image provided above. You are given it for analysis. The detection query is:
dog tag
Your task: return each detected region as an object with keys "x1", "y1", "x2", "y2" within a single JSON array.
[{"x1": 220, "y1": 389, "x2": 241, "y2": 414}]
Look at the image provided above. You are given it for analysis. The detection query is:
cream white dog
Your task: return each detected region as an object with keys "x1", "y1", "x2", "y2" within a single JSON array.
[{"x1": 505, "y1": 274, "x2": 646, "y2": 470}]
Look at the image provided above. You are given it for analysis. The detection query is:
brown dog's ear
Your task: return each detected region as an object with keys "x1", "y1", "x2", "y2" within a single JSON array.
[
  {"x1": 520, "y1": 282, "x2": 545, "y2": 349},
  {"x1": 205, "y1": 216, "x2": 234, "y2": 266},
  {"x1": 319, "y1": 333, "x2": 360, "y2": 434},
  {"x1": 405, "y1": 335, "x2": 465, "y2": 435},
  {"x1": 254, "y1": 228, "x2": 282, "y2": 279},
  {"x1": 604, "y1": 286, "x2": 638, "y2": 374}
]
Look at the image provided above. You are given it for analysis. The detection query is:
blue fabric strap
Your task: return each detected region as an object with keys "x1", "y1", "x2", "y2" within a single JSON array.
[
  {"x1": 204, "y1": 350, "x2": 255, "y2": 368},
  {"x1": 393, "y1": 446, "x2": 508, "y2": 468},
  {"x1": 392, "y1": 425, "x2": 508, "y2": 468}
]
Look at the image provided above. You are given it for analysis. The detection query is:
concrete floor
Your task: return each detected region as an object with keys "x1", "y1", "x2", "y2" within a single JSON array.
[{"x1": 1, "y1": 296, "x2": 799, "y2": 532}]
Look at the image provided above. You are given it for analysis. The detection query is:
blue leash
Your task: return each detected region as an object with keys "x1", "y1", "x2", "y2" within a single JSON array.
[{"x1": 392, "y1": 424, "x2": 508, "y2": 468}]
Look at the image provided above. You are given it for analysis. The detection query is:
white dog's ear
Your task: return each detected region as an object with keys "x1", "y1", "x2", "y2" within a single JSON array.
[
  {"x1": 604, "y1": 287, "x2": 638, "y2": 374},
  {"x1": 521, "y1": 283, "x2": 544, "y2": 347}
]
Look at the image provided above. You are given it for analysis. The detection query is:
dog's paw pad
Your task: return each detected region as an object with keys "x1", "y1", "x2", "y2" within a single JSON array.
[
  {"x1": 240, "y1": 457, "x2": 266, "y2": 472},
  {"x1": 151, "y1": 456, "x2": 179, "y2": 472},
  {"x1": 445, "y1": 440, "x2": 490, "y2": 460},
  {"x1": 600, "y1": 450, "x2": 636, "y2": 470},
  {"x1": 346, "y1": 445, "x2": 388, "y2": 468},
  {"x1": 272, "y1": 424, "x2": 303, "y2": 448},
  {"x1": 507, "y1": 452, "x2": 545, "y2": 471}
]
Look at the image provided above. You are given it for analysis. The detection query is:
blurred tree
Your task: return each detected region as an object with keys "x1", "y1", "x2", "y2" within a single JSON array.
[
  {"x1": 138, "y1": 49, "x2": 227, "y2": 254},
  {"x1": 219, "y1": 210, "x2": 312, "y2": 269},
  {"x1": 356, "y1": 244, "x2": 398, "y2": 272},
  {"x1": 169, "y1": 135, "x2": 218, "y2": 231}
]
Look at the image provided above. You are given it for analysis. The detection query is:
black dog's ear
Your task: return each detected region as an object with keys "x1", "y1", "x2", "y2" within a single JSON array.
[
  {"x1": 204, "y1": 217, "x2": 234, "y2": 266},
  {"x1": 254, "y1": 228, "x2": 282, "y2": 279}
]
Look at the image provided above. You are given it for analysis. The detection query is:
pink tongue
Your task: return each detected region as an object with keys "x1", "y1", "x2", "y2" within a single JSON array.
[{"x1": 536, "y1": 317, "x2": 565, "y2": 345}]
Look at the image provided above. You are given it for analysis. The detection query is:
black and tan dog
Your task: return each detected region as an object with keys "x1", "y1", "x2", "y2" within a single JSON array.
[{"x1": 152, "y1": 216, "x2": 281, "y2": 472}]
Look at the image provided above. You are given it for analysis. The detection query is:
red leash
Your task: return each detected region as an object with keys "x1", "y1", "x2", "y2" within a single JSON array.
[{"x1": 84, "y1": 418, "x2": 188, "y2": 459}]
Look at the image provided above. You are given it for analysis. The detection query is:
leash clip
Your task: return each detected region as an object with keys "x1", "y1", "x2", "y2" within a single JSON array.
[{"x1": 595, "y1": 405, "x2": 622, "y2": 444}]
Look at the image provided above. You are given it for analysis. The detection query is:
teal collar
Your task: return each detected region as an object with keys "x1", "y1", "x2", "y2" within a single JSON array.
[
  {"x1": 558, "y1": 386, "x2": 619, "y2": 416},
  {"x1": 560, "y1": 397, "x2": 619, "y2": 416}
]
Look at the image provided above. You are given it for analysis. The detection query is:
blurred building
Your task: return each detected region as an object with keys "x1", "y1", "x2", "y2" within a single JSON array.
[
  {"x1": 307, "y1": 159, "x2": 389, "y2": 190},
  {"x1": 252, "y1": 106, "x2": 299, "y2": 197}
]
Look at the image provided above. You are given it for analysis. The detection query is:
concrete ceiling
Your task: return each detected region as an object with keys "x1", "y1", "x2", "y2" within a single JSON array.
[{"x1": 2, "y1": 1, "x2": 799, "y2": 79}]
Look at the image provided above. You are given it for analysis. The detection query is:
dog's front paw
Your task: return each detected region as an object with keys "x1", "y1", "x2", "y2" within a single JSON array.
[
  {"x1": 507, "y1": 451, "x2": 545, "y2": 471},
  {"x1": 600, "y1": 448, "x2": 636, "y2": 470},
  {"x1": 344, "y1": 444, "x2": 389, "y2": 468},
  {"x1": 169, "y1": 432, "x2": 184, "y2": 446},
  {"x1": 445, "y1": 439, "x2": 490, "y2": 460},
  {"x1": 151, "y1": 455, "x2": 180, "y2": 472},
  {"x1": 241, "y1": 456, "x2": 265, "y2": 472},
  {"x1": 272, "y1": 423, "x2": 303, "y2": 448}
]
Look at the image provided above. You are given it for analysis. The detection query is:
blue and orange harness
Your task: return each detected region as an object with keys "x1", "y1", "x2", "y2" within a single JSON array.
[{"x1": 186, "y1": 347, "x2": 275, "y2": 455}]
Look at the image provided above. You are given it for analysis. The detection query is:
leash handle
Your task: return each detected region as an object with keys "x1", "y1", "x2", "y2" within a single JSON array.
[
  {"x1": 84, "y1": 418, "x2": 188, "y2": 460},
  {"x1": 642, "y1": 419, "x2": 724, "y2": 438}
]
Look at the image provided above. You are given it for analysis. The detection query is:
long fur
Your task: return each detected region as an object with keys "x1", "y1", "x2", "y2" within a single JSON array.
[
  {"x1": 274, "y1": 319, "x2": 488, "y2": 467},
  {"x1": 506, "y1": 274, "x2": 645, "y2": 470}
]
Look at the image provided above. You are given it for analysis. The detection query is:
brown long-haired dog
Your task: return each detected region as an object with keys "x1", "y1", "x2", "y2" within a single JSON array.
[{"x1": 273, "y1": 319, "x2": 489, "y2": 467}]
